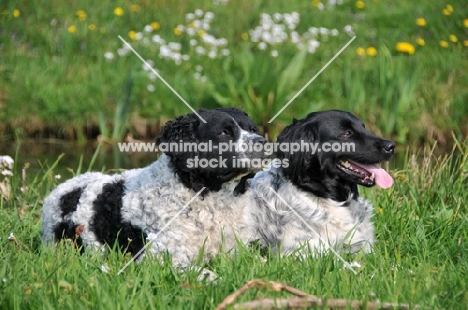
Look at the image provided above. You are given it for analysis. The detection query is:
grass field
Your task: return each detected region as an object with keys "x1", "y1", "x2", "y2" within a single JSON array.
[
  {"x1": 1, "y1": 0, "x2": 467, "y2": 145},
  {"x1": 0, "y1": 139, "x2": 467, "y2": 309}
]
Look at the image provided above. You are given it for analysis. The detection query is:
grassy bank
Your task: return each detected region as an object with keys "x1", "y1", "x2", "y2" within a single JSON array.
[
  {"x1": 1, "y1": 0, "x2": 467, "y2": 146},
  {"x1": 0, "y1": 139, "x2": 467, "y2": 309}
]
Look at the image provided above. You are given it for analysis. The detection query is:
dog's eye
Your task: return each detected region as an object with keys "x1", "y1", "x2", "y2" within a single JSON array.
[{"x1": 342, "y1": 130, "x2": 352, "y2": 137}]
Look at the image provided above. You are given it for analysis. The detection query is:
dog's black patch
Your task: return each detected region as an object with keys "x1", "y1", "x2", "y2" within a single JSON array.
[
  {"x1": 59, "y1": 187, "x2": 83, "y2": 217},
  {"x1": 53, "y1": 221, "x2": 84, "y2": 252},
  {"x1": 90, "y1": 180, "x2": 146, "y2": 256}
]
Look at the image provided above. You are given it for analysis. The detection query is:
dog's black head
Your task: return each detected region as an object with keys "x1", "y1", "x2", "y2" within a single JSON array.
[
  {"x1": 277, "y1": 110, "x2": 395, "y2": 202},
  {"x1": 156, "y1": 108, "x2": 266, "y2": 195}
]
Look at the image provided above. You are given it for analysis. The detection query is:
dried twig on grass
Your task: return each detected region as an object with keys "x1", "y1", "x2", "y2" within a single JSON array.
[{"x1": 215, "y1": 279, "x2": 416, "y2": 310}]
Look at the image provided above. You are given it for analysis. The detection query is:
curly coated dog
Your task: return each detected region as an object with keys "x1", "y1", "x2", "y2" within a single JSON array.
[
  {"x1": 248, "y1": 110, "x2": 395, "y2": 254},
  {"x1": 42, "y1": 108, "x2": 267, "y2": 268}
]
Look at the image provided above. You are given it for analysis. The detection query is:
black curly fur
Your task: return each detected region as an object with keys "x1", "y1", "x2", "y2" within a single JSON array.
[
  {"x1": 53, "y1": 221, "x2": 84, "y2": 253},
  {"x1": 156, "y1": 108, "x2": 264, "y2": 196},
  {"x1": 90, "y1": 180, "x2": 146, "y2": 256},
  {"x1": 59, "y1": 187, "x2": 83, "y2": 217}
]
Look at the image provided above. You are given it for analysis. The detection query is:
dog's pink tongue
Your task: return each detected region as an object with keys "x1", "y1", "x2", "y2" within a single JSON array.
[{"x1": 351, "y1": 161, "x2": 394, "y2": 189}]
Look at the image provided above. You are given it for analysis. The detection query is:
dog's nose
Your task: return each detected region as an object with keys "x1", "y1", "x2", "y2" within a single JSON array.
[
  {"x1": 383, "y1": 140, "x2": 395, "y2": 154},
  {"x1": 252, "y1": 135, "x2": 267, "y2": 144}
]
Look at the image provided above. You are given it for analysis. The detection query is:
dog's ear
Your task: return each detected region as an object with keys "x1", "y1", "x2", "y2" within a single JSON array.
[{"x1": 156, "y1": 113, "x2": 200, "y2": 145}]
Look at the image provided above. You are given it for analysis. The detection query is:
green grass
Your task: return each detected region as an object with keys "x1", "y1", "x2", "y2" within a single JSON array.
[
  {"x1": 1, "y1": 139, "x2": 467, "y2": 309},
  {"x1": 0, "y1": 0, "x2": 467, "y2": 145}
]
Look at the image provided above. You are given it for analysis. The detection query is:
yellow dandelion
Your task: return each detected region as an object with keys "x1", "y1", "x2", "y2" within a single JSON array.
[
  {"x1": 439, "y1": 40, "x2": 449, "y2": 48},
  {"x1": 88, "y1": 24, "x2": 96, "y2": 31},
  {"x1": 312, "y1": 0, "x2": 321, "y2": 7},
  {"x1": 449, "y1": 34, "x2": 457, "y2": 42},
  {"x1": 174, "y1": 27, "x2": 183, "y2": 36},
  {"x1": 366, "y1": 46, "x2": 377, "y2": 56},
  {"x1": 442, "y1": 8, "x2": 451, "y2": 16},
  {"x1": 416, "y1": 18, "x2": 426, "y2": 26},
  {"x1": 114, "y1": 7, "x2": 124, "y2": 16},
  {"x1": 356, "y1": 47, "x2": 366, "y2": 56},
  {"x1": 197, "y1": 30, "x2": 206, "y2": 37},
  {"x1": 463, "y1": 19, "x2": 468, "y2": 28},
  {"x1": 379, "y1": 207, "x2": 383, "y2": 214},
  {"x1": 446, "y1": 4, "x2": 453, "y2": 13},
  {"x1": 13, "y1": 9, "x2": 20, "y2": 18},
  {"x1": 150, "y1": 22, "x2": 160, "y2": 30},
  {"x1": 128, "y1": 30, "x2": 137, "y2": 41},
  {"x1": 67, "y1": 25, "x2": 77, "y2": 34},
  {"x1": 130, "y1": 4, "x2": 140, "y2": 13},
  {"x1": 396, "y1": 42, "x2": 415, "y2": 55},
  {"x1": 416, "y1": 38, "x2": 425, "y2": 46},
  {"x1": 76, "y1": 10, "x2": 86, "y2": 21},
  {"x1": 356, "y1": 1, "x2": 365, "y2": 9},
  {"x1": 241, "y1": 32, "x2": 249, "y2": 40},
  {"x1": 463, "y1": 40, "x2": 468, "y2": 47}
]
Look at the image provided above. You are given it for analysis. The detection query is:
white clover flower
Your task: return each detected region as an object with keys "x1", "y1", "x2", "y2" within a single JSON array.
[
  {"x1": 195, "y1": 9, "x2": 204, "y2": 17},
  {"x1": 307, "y1": 39, "x2": 320, "y2": 53},
  {"x1": 203, "y1": 22, "x2": 210, "y2": 31},
  {"x1": 319, "y1": 27, "x2": 329, "y2": 36},
  {"x1": 144, "y1": 25, "x2": 153, "y2": 33},
  {"x1": 55, "y1": 174, "x2": 61, "y2": 180},
  {"x1": 8, "y1": 232, "x2": 15, "y2": 240},
  {"x1": 218, "y1": 38, "x2": 228, "y2": 46},
  {"x1": 195, "y1": 65, "x2": 203, "y2": 72},
  {"x1": 208, "y1": 50, "x2": 217, "y2": 59},
  {"x1": 308, "y1": 27, "x2": 319, "y2": 36},
  {"x1": 159, "y1": 45, "x2": 171, "y2": 58},
  {"x1": 168, "y1": 42, "x2": 182, "y2": 51},
  {"x1": 195, "y1": 46, "x2": 206, "y2": 55},
  {"x1": 317, "y1": 2, "x2": 325, "y2": 10},
  {"x1": 221, "y1": 49, "x2": 230, "y2": 56},
  {"x1": 258, "y1": 42, "x2": 267, "y2": 50},
  {"x1": 135, "y1": 32, "x2": 143, "y2": 40},
  {"x1": 190, "y1": 39, "x2": 198, "y2": 46},
  {"x1": 331, "y1": 28, "x2": 339, "y2": 36},
  {"x1": 270, "y1": 50, "x2": 278, "y2": 57},
  {"x1": 291, "y1": 31, "x2": 301, "y2": 44},
  {"x1": 148, "y1": 72, "x2": 158, "y2": 81},
  {"x1": 273, "y1": 13, "x2": 283, "y2": 22},
  {"x1": 262, "y1": 32, "x2": 272, "y2": 43},
  {"x1": 186, "y1": 28, "x2": 196, "y2": 36},
  {"x1": 104, "y1": 52, "x2": 114, "y2": 60},
  {"x1": 193, "y1": 20, "x2": 202, "y2": 29},
  {"x1": 200, "y1": 76, "x2": 207, "y2": 83},
  {"x1": 344, "y1": 25, "x2": 355, "y2": 36},
  {"x1": 142, "y1": 60, "x2": 154, "y2": 71},
  {"x1": 152, "y1": 35, "x2": 164, "y2": 44},
  {"x1": 182, "y1": 54, "x2": 190, "y2": 61},
  {"x1": 194, "y1": 72, "x2": 201, "y2": 80},
  {"x1": 143, "y1": 37, "x2": 150, "y2": 46},
  {"x1": 147, "y1": 84, "x2": 155, "y2": 92},
  {"x1": 204, "y1": 12, "x2": 215, "y2": 21},
  {"x1": 186, "y1": 13, "x2": 195, "y2": 21},
  {"x1": 101, "y1": 265, "x2": 110, "y2": 273}
]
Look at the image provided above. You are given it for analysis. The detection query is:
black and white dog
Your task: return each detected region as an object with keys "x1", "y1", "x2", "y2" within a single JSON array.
[
  {"x1": 42, "y1": 108, "x2": 266, "y2": 268},
  {"x1": 249, "y1": 110, "x2": 395, "y2": 254}
]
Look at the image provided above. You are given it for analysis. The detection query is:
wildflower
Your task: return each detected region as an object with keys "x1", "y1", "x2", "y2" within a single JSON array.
[
  {"x1": 55, "y1": 174, "x2": 61, "y2": 180},
  {"x1": 114, "y1": 7, "x2": 124, "y2": 16},
  {"x1": 198, "y1": 30, "x2": 206, "y2": 37},
  {"x1": 356, "y1": 1, "x2": 365, "y2": 9},
  {"x1": 366, "y1": 46, "x2": 377, "y2": 56},
  {"x1": 8, "y1": 232, "x2": 15, "y2": 241},
  {"x1": 174, "y1": 27, "x2": 183, "y2": 36},
  {"x1": 151, "y1": 22, "x2": 160, "y2": 30},
  {"x1": 13, "y1": 9, "x2": 20, "y2": 18},
  {"x1": 439, "y1": 40, "x2": 449, "y2": 48},
  {"x1": 67, "y1": 25, "x2": 77, "y2": 33},
  {"x1": 271, "y1": 50, "x2": 278, "y2": 57},
  {"x1": 76, "y1": 10, "x2": 86, "y2": 21},
  {"x1": 241, "y1": 32, "x2": 249, "y2": 40},
  {"x1": 130, "y1": 4, "x2": 140, "y2": 13},
  {"x1": 104, "y1": 52, "x2": 114, "y2": 60},
  {"x1": 356, "y1": 47, "x2": 365, "y2": 56},
  {"x1": 147, "y1": 84, "x2": 155, "y2": 92},
  {"x1": 464, "y1": 40, "x2": 468, "y2": 47},
  {"x1": 88, "y1": 24, "x2": 96, "y2": 31},
  {"x1": 258, "y1": 42, "x2": 267, "y2": 50},
  {"x1": 449, "y1": 34, "x2": 457, "y2": 42},
  {"x1": 442, "y1": 8, "x2": 451, "y2": 16},
  {"x1": 395, "y1": 42, "x2": 415, "y2": 55},
  {"x1": 416, "y1": 18, "x2": 426, "y2": 26},
  {"x1": 464, "y1": 19, "x2": 468, "y2": 28},
  {"x1": 128, "y1": 30, "x2": 136, "y2": 40},
  {"x1": 445, "y1": 4, "x2": 453, "y2": 13},
  {"x1": 416, "y1": 38, "x2": 425, "y2": 46}
]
